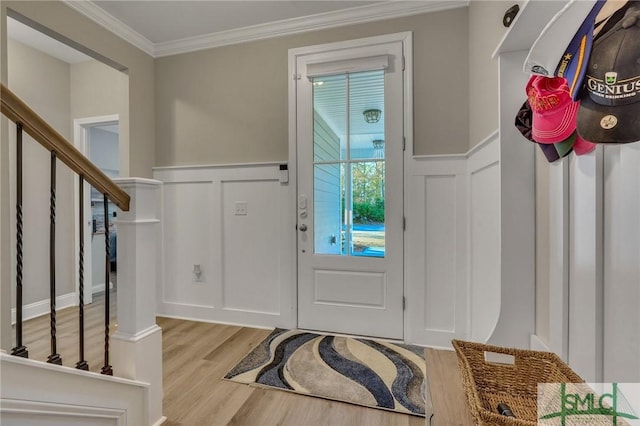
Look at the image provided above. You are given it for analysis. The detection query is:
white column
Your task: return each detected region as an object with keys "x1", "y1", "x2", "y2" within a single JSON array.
[
  {"x1": 111, "y1": 177, "x2": 164, "y2": 426},
  {"x1": 487, "y1": 50, "x2": 536, "y2": 348}
]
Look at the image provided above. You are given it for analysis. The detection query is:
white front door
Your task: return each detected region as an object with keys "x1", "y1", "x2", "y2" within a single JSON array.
[{"x1": 293, "y1": 34, "x2": 408, "y2": 339}]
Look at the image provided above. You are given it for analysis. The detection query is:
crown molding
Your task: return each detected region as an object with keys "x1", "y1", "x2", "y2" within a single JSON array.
[
  {"x1": 63, "y1": 0, "x2": 155, "y2": 57},
  {"x1": 154, "y1": 1, "x2": 468, "y2": 57},
  {"x1": 64, "y1": 1, "x2": 468, "y2": 59}
]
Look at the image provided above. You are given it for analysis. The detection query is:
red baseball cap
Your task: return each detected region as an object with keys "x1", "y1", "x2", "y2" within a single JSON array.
[{"x1": 527, "y1": 75, "x2": 580, "y2": 144}]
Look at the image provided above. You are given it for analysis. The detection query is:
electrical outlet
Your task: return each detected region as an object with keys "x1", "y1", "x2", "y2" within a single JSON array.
[
  {"x1": 193, "y1": 264, "x2": 203, "y2": 282},
  {"x1": 234, "y1": 201, "x2": 248, "y2": 216}
]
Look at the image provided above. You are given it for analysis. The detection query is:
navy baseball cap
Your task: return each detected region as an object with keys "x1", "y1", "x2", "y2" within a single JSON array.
[
  {"x1": 555, "y1": 0, "x2": 607, "y2": 100},
  {"x1": 525, "y1": 0, "x2": 604, "y2": 77}
]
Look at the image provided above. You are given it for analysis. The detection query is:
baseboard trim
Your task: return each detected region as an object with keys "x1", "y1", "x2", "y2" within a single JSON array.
[
  {"x1": 11, "y1": 292, "x2": 76, "y2": 324},
  {"x1": 156, "y1": 313, "x2": 274, "y2": 331},
  {"x1": 152, "y1": 416, "x2": 168, "y2": 426},
  {"x1": 92, "y1": 281, "x2": 114, "y2": 295}
]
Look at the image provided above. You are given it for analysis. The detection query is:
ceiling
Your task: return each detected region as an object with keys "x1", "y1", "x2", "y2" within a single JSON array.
[{"x1": 92, "y1": 1, "x2": 378, "y2": 44}]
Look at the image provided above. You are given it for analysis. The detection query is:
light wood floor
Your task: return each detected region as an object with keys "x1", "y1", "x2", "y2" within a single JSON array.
[{"x1": 15, "y1": 289, "x2": 425, "y2": 426}]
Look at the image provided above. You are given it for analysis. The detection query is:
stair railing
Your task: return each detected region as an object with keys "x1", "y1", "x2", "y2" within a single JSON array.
[{"x1": 1, "y1": 83, "x2": 130, "y2": 375}]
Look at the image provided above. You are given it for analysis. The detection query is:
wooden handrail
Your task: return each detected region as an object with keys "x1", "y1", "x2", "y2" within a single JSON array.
[{"x1": 1, "y1": 83, "x2": 130, "y2": 211}]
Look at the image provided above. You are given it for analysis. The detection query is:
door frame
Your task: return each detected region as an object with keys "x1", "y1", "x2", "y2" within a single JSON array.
[
  {"x1": 73, "y1": 114, "x2": 119, "y2": 305},
  {"x1": 287, "y1": 32, "x2": 413, "y2": 336}
]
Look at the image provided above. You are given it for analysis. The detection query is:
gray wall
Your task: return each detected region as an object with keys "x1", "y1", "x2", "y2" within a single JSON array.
[
  {"x1": 7, "y1": 39, "x2": 76, "y2": 306},
  {"x1": 89, "y1": 128, "x2": 119, "y2": 173},
  {"x1": 70, "y1": 60, "x2": 128, "y2": 175},
  {"x1": 2, "y1": 0, "x2": 155, "y2": 178},
  {"x1": 155, "y1": 7, "x2": 470, "y2": 166},
  {"x1": 1, "y1": 0, "x2": 153, "y2": 350},
  {"x1": 6, "y1": 40, "x2": 128, "y2": 311},
  {"x1": 468, "y1": 0, "x2": 511, "y2": 149}
]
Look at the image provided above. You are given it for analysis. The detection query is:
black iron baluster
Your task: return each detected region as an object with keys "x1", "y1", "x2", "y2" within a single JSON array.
[
  {"x1": 101, "y1": 193, "x2": 113, "y2": 376},
  {"x1": 76, "y1": 176, "x2": 89, "y2": 371},
  {"x1": 12, "y1": 123, "x2": 28, "y2": 358},
  {"x1": 47, "y1": 152, "x2": 62, "y2": 365}
]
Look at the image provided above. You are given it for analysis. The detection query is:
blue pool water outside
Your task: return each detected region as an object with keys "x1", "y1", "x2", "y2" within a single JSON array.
[{"x1": 351, "y1": 222, "x2": 385, "y2": 257}]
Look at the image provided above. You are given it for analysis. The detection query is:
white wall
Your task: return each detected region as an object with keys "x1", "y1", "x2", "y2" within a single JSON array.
[
  {"x1": 541, "y1": 144, "x2": 640, "y2": 382},
  {"x1": 602, "y1": 143, "x2": 640, "y2": 382},
  {"x1": 153, "y1": 135, "x2": 506, "y2": 348},
  {"x1": 153, "y1": 163, "x2": 295, "y2": 329}
]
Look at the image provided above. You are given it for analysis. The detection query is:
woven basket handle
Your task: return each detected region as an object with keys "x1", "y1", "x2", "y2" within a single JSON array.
[{"x1": 483, "y1": 350, "x2": 516, "y2": 365}]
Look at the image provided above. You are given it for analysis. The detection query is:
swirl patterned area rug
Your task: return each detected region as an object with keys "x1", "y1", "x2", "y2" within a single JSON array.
[{"x1": 223, "y1": 329, "x2": 426, "y2": 417}]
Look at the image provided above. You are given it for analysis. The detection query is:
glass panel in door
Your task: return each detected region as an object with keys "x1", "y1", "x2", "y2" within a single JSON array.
[{"x1": 312, "y1": 70, "x2": 385, "y2": 258}]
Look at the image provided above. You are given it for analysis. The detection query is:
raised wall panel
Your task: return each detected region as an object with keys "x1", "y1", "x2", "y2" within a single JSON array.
[
  {"x1": 568, "y1": 150, "x2": 604, "y2": 382},
  {"x1": 221, "y1": 179, "x2": 280, "y2": 315},
  {"x1": 406, "y1": 153, "x2": 468, "y2": 348},
  {"x1": 469, "y1": 160, "x2": 500, "y2": 343},
  {"x1": 603, "y1": 144, "x2": 640, "y2": 383},
  {"x1": 161, "y1": 181, "x2": 215, "y2": 307},
  {"x1": 424, "y1": 175, "x2": 457, "y2": 333},
  {"x1": 154, "y1": 164, "x2": 295, "y2": 329},
  {"x1": 547, "y1": 160, "x2": 569, "y2": 361}
]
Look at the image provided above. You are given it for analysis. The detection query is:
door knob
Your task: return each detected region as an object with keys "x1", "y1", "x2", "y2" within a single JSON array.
[{"x1": 299, "y1": 224, "x2": 308, "y2": 232}]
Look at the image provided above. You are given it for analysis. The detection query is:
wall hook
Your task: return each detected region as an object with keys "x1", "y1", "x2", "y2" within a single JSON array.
[{"x1": 503, "y1": 4, "x2": 520, "y2": 27}]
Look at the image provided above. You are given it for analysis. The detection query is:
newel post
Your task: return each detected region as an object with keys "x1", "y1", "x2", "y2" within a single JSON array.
[{"x1": 111, "y1": 178, "x2": 164, "y2": 425}]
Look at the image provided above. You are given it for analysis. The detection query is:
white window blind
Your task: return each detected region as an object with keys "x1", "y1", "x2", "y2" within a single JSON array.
[{"x1": 306, "y1": 55, "x2": 389, "y2": 80}]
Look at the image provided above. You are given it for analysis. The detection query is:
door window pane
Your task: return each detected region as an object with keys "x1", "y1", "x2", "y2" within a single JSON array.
[
  {"x1": 311, "y1": 70, "x2": 385, "y2": 258},
  {"x1": 350, "y1": 162, "x2": 385, "y2": 257},
  {"x1": 349, "y1": 70, "x2": 384, "y2": 160},
  {"x1": 313, "y1": 74, "x2": 346, "y2": 161},
  {"x1": 314, "y1": 163, "x2": 345, "y2": 255}
]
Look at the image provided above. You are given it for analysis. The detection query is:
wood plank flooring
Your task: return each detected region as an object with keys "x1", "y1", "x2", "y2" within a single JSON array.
[{"x1": 15, "y1": 289, "x2": 426, "y2": 426}]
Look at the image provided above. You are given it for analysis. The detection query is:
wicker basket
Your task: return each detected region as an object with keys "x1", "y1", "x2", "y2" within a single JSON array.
[{"x1": 452, "y1": 339, "x2": 584, "y2": 426}]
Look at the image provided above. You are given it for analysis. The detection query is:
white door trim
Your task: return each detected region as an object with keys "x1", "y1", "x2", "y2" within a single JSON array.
[
  {"x1": 73, "y1": 115, "x2": 119, "y2": 305},
  {"x1": 288, "y1": 32, "x2": 413, "y2": 337}
]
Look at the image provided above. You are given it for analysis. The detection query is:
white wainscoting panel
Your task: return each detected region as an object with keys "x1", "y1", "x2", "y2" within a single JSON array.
[
  {"x1": 1, "y1": 353, "x2": 148, "y2": 426},
  {"x1": 543, "y1": 143, "x2": 640, "y2": 382},
  {"x1": 423, "y1": 175, "x2": 458, "y2": 333},
  {"x1": 161, "y1": 181, "x2": 215, "y2": 308},
  {"x1": 603, "y1": 143, "x2": 640, "y2": 383},
  {"x1": 548, "y1": 159, "x2": 570, "y2": 361},
  {"x1": 153, "y1": 163, "x2": 295, "y2": 329},
  {"x1": 467, "y1": 135, "x2": 501, "y2": 343},
  {"x1": 221, "y1": 179, "x2": 281, "y2": 315},
  {"x1": 568, "y1": 149, "x2": 604, "y2": 382},
  {"x1": 406, "y1": 155, "x2": 467, "y2": 348},
  {"x1": 406, "y1": 133, "x2": 500, "y2": 348}
]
